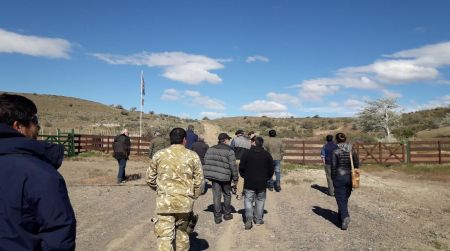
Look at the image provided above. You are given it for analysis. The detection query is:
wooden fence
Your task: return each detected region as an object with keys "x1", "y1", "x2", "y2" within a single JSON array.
[
  {"x1": 39, "y1": 134, "x2": 152, "y2": 155},
  {"x1": 283, "y1": 140, "x2": 450, "y2": 165},
  {"x1": 38, "y1": 133, "x2": 450, "y2": 164}
]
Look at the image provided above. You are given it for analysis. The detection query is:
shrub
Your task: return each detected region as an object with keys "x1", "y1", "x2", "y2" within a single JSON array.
[
  {"x1": 260, "y1": 120, "x2": 273, "y2": 128},
  {"x1": 120, "y1": 110, "x2": 129, "y2": 116}
]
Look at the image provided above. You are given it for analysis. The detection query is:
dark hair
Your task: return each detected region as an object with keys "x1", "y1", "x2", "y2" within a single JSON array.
[
  {"x1": 335, "y1": 133, "x2": 346, "y2": 143},
  {"x1": 269, "y1": 129, "x2": 276, "y2": 137},
  {"x1": 247, "y1": 131, "x2": 255, "y2": 136},
  {"x1": 0, "y1": 93, "x2": 38, "y2": 127},
  {"x1": 187, "y1": 124, "x2": 194, "y2": 130},
  {"x1": 254, "y1": 136, "x2": 264, "y2": 147},
  {"x1": 170, "y1": 127, "x2": 187, "y2": 144},
  {"x1": 326, "y1": 135, "x2": 333, "y2": 142}
]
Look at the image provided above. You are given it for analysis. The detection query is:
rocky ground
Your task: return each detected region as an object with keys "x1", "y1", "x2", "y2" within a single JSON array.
[{"x1": 60, "y1": 157, "x2": 450, "y2": 251}]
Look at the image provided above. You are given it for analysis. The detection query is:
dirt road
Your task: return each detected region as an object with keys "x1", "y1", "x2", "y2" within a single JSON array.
[
  {"x1": 60, "y1": 158, "x2": 450, "y2": 250},
  {"x1": 201, "y1": 121, "x2": 222, "y2": 146}
]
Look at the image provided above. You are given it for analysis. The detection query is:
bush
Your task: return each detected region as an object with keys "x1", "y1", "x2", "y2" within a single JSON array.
[
  {"x1": 260, "y1": 120, "x2": 273, "y2": 128},
  {"x1": 120, "y1": 110, "x2": 129, "y2": 116}
]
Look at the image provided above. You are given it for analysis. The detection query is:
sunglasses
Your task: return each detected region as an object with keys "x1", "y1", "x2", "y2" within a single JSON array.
[{"x1": 30, "y1": 114, "x2": 39, "y2": 125}]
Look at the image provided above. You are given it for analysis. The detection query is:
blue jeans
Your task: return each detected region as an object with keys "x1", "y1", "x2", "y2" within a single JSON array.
[
  {"x1": 267, "y1": 160, "x2": 281, "y2": 188},
  {"x1": 211, "y1": 181, "x2": 232, "y2": 219},
  {"x1": 333, "y1": 175, "x2": 352, "y2": 221},
  {"x1": 117, "y1": 158, "x2": 127, "y2": 182},
  {"x1": 244, "y1": 189, "x2": 266, "y2": 224}
]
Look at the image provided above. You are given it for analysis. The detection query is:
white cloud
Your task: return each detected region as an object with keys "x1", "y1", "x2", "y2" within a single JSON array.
[
  {"x1": 160, "y1": 89, "x2": 226, "y2": 110},
  {"x1": 200, "y1": 111, "x2": 226, "y2": 119},
  {"x1": 255, "y1": 112, "x2": 294, "y2": 118},
  {"x1": 246, "y1": 55, "x2": 270, "y2": 63},
  {"x1": 0, "y1": 28, "x2": 71, "y2": 58},
  {"x1": 92, "y1": 51, "x2": 226, "y2": 84},
  {"x1": 241, "y1": 100, "x2": 287, "y2": 113},
  {"x1": 266, "y1": 92, "x2": 300, "y2": 107},
  {"x1": 298, "y1": 41, "x2": 450, "y2": 101},
  {"x1": 405, "y1": 95, "x2": 450, "y2": 112},
  {"x1": 161, "y1": 88, "x2": 183, "y2": 101}
]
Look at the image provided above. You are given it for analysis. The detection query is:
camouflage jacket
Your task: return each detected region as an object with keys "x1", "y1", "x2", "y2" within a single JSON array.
[
  {"x1": 146, "y1": 144, "x2": 204, "y2": 213},
  {"x1": 264, "y1": 137, "x2": 284, "y2": 160},
  {"x1": 148, "y1": 136, "x2": 170, "y2": 159}
]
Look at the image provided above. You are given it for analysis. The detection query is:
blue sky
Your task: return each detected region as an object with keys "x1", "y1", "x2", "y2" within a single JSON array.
[{"x1": 1, "y1": 0, "x2": 450, "y2": 119}]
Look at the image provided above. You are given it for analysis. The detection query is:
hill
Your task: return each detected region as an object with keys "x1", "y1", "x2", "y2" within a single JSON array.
[{"x1": 3, "y1": 92, "x2": 449, "y2": 140}]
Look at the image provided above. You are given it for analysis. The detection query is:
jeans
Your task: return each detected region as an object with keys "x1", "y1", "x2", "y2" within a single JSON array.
[
  {"x1": 324, "y1": 164, "x2": 334, "y2": 195},
  {"x1": 117, "y1": 158, "x2": 127, "y2": 182},
  {"x1": 267, "y1": 160, "x2": 281, "y2": 188},
  {"x1": 211, "y1": 181, "x2": 232, "y2": 219},
  {"x1": 333, "y1": 175, "x2": 352, "y2": 221},
  {"x1": 244, "y1": 189, "x2": 266, "y2": 224}
]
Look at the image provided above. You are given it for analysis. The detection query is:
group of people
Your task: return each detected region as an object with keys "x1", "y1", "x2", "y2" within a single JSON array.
[{"x1": 0, "y1": 93, "x2": 360, "y2": 251}]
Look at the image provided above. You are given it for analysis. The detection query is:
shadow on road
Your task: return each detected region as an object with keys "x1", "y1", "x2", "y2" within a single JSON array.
[
  {"x1": 189, "y1": 232, "x2": 209, "y2": 251},
  {"x1": 312, "y1": 206, "x2": 340, "y2": 228},
  {"x1": 311, "y1": 184, "x2": 330, "y2": 195},
  {"x1": 204, "y1": 204, "x2": 238, "y2": 214}
]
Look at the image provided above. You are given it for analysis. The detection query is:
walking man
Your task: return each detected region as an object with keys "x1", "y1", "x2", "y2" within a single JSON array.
[
  {"x1": 230, "y1": 129, "x2": 251, "y2": 200},
  {"x1": 203, "y1": 133, "x2": 239, "y2": 224},
  {"x1": 332, "y1": 133, "x2": 360, "y2": 230},
  {"x1": 149, "y1": 131, "x2": 170, "y2": 159},
  {"x1": 0, "y1": 93, "x2": 76, "y2": 250},
  {"x1": 146, "y1": 128, "x2": 204, "y2": 250},
  {"x1": 265, "y1": 129, "x2": 284, "y2": 192},
  {"x1": 113, "y1": 129, "x2": 131, "y2": 183},
  {"x1": 190, "y1": 134, "x2": 209, "y2": 194},
  {"x1": 186, "y1": 124, "x2": 198, "y2": 149},
  {"x1": 320, "y1": 134, "x2": 338, "y2": 196},
  {"x1": 239, "y1": 137, "x2": 274, "y2": 230}
]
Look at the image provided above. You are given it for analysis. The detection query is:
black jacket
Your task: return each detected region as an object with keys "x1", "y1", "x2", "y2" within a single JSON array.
[
  {"x1": 0, "y1": 123, "x2": 76, "y2": 251},
  {"x1": 331, "y1": 143, "x2": 359, "y2": 179},
  {"x1": 239, "y1": 146, "x2": 274, "y2": 190},
  {"x1": 190, "y1": 141, "x2": 209, "y2": 165},
  {"x1": 113, "y1": 134, "x2": 131, "y2": 160}
]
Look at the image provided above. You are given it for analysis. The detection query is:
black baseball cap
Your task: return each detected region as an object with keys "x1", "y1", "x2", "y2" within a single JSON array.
[{"x1": 218, "y1": 133, "x2": 232, "y2": 141}]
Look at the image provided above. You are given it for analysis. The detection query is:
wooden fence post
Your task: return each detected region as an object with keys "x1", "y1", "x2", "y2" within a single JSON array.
[
  {"x1": 379, "y1": 142, "x2": 382, "y2": 164},
  {"x1": 302, "y1": 141, "x2": 305, "y2": 165},
  {"x1": 137, "y1": 137, "x2": 141, "y2": 155},
  {"x1": 438, "y1": 141, "x2": 441, "y2": 164},
  {"x1": 406, "y1": 141, "x2": 410, "y2": 164}
]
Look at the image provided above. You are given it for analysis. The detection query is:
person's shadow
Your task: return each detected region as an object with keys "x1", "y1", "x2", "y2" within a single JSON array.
[
  {"x1": 204, "y1": 204, "x2": 237, "y2": 214},
  {"x1": 311, "y1": 184, "x2": 329, "y2": 195},
  {"x1": 189, "y1": 232, "x2": 209, "y2": 251},
  {"x1": 311, "y1": 206, "x2": 340, "y2": 228}
]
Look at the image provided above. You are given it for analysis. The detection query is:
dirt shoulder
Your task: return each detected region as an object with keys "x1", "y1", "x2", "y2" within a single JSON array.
[{"x1": 60, "y1": 158, "x2": 450, "y2": 250}]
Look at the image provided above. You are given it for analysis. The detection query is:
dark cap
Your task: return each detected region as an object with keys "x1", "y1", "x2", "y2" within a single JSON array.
[
  {"x1": 235, "y1": 129, "x2": 244, "y2": 135},
  {"x1": 218, "y1": 133, "x2": 232, "y2": 141}
]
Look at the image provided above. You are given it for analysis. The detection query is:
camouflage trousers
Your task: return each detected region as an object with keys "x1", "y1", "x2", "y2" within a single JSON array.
[{"x1": 153, "y1": 213, "x2": 190, "y2": 251}]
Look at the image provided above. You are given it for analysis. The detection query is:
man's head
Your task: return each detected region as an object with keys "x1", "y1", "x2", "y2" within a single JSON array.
[
  {"x1": 170, "y1": 127, "x2": 187, "y2": 145},
  {"x1": 0, "y1": 93, "x2": 40, "y2": 139},
  {"x1": 269, "y1": 129, "x2": 277, "y2": 137},
  {"x1": 254, "y1": 136, "x2": 264, "y2": 147},
  {"x1": 335, "y1": 133, "x2": 346, "y2": 143},
  {"x1": 326, "y1": 134, "x2": 333, "y2": 142},
  {"x1": 248, "y1": 131, "x2": 256, "y2": 141},
  {"x1": 122, "y1": 129, "x2": 129, "y2": 136},
  {"x1": 188, "y1": 124, "x2": 194, "y2": 131},
  {"x1": 235, "y1": 129, "x2": 244, "y2": 136},
  {"x1": 218, "y1": 133, "x2": 231, "y2": 144},
  {"x1": 198, "y1": 134, "x2": 205, "y2": 142}
]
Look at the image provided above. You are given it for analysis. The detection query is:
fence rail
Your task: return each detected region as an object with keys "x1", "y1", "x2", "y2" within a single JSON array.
[
  {"x1": 283, "y1": 140, "x2": 450, "y2": 165},
  {"x1": 39, "y1": 133, "x2": 450, "y2": 164}
]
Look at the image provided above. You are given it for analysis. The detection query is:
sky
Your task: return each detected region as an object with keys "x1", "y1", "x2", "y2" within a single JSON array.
[{"x1": 1, "y1": 0, "x2": 450, "y2": 119}]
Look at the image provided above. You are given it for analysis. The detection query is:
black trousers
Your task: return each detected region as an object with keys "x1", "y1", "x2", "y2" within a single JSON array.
[{"x1": 211, "y1": 180, "x2": 232, "y2": 218}]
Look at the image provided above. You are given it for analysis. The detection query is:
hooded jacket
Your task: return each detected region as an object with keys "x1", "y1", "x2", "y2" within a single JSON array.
[
  {"x1": 230, "y1": 135, "x2": 251, "y2": 160},
  {"x1": 0, "y1": 123, "x2": 76, "y2": 251},
  {"x1": 331, "y1": 143, "x2": 360, "y2": 179},
  {"x1": 239, "y1": 146, "x2": 274, "y2": 190}
]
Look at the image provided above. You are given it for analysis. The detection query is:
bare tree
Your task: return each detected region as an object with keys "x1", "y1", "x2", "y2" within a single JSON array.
[{"x1": 357, "y1": 98, "x2": 400, "y2": 139}]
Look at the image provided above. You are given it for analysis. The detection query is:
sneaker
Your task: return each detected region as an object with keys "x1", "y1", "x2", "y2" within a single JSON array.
[
  {"x1": 244, "y1": 221, "x2": 253, "y2": 230},
  {"x1": 275, "y1": 187, "x2": 281, "y2": 192},
  {"x1": 268, "y1": 187, "x2": 274, "y2": 191},
  {"x1": 341, "y1": 217, "x2": 351, "y2": 230},
  {"x1": 236, "y1": 195, "x2": 242, "y2": 200},
  {"x1": 214, "y1": 217, "x2": 222, "y2": 224},
  {"x1": 223, "y1": 214, "x2": 233, "y2": 221}
]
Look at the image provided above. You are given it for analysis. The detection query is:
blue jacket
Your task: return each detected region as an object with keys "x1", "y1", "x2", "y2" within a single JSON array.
[
  {"x1": 186, "y1": 129, "x2": 198, "y2": 149},
  {"x1": 321, "y1": 142, "x2": 338, "y2": 165},
  {"x1": 0, "y1": 123, "x2": 76, "y2": 251}
]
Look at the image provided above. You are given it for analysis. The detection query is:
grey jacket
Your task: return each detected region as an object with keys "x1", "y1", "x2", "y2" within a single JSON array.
[{"x1": 203, "y1": 143, "x2": 238, "y2": 182}]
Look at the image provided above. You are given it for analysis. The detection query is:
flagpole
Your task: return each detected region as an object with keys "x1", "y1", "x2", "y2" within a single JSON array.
[{"x1": 140, "y1": 70, "x2": 143, "y2": 138}]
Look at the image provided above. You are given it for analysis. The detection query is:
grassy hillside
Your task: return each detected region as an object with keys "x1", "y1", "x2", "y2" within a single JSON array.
[
  {"x1": 5, "y1": 92, "x2": 202, "y2": 137},
  {"x1": 4, "y1": 92, "x2": 449, "y2": 141}
]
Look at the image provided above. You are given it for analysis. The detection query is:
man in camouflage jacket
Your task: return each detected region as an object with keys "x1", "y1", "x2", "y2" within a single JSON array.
[{"x1": 146, "y1": 128, "x2": 204, "y2": 251}]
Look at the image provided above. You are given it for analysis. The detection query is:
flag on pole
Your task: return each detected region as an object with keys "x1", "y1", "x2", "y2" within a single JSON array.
[{"x1": 141, "y1": 71, "x2": 145, "y2": 105}]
